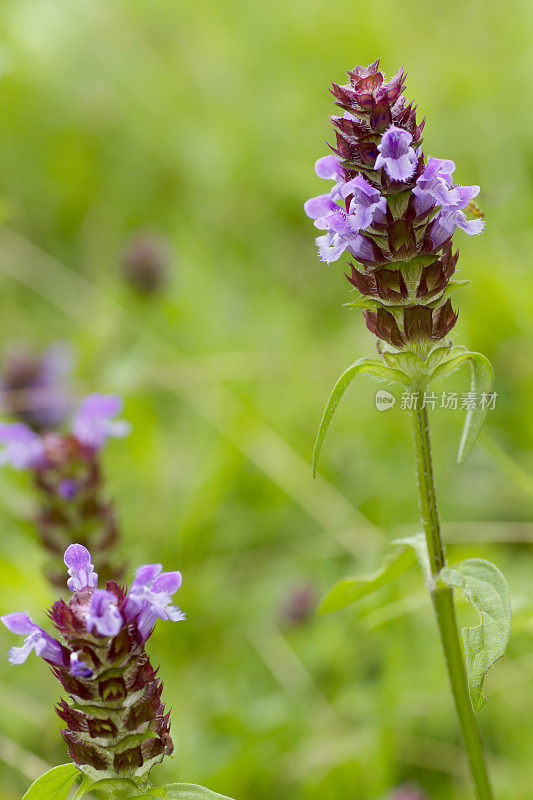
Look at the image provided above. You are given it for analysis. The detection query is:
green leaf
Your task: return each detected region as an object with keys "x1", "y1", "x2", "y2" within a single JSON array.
[
  {"x1": 137, "y1": 784, "x2": 234, "y2": 800},
  {"x1": 313, "y1": 358, "x2": 406, "y2": 477},
  {"x1": 439, "y1": 558, "x2": 512, "y2": 712},
  {"x1": 22, "y1": 764, "x2": 80, "y2": 800},
  {"x1": 320, "y1": 546, "x2": 415, "y2": 614},
  {"x1": 429, "y1": 350, "x2": 495, "y2": 463},
  {"x1": 392, "y1": 533, "x2": 431, "y2": 586},
  {"x1": 342, "y1": 296, "x2": 381, "y2": 311}
]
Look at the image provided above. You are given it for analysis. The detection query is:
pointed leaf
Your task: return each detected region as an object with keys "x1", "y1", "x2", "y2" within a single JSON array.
[
  {"x1": 313, "y1": 358, "x2": 406, "y2": 477},
  {"x1": 440, "y1": 558, "x2": 511, "y2": 712},
  {"x1": 137, "y1": 784, "x2": 234, "y2": 800},
  {"x1": 393, "y1": 533, "x2": 431, "y2": 586},
  {"x1": 429, "y1": 350, "x2": 495, "y2": 463},
  {"x1": 22, "y1": 764, "x2": 80, "y2": 800},
  {"x1": 320, "y1": 546, "x2": 415, "y2": 614}
]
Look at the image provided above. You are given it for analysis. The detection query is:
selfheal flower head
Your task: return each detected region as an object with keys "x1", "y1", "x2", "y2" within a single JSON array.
[
  {"x1": 2, "y1": 545, "x2": 183, "y2": 784},
  {"x1": 72, "y1": 393, "x2": 131, "y2": 451},
  {"x1": 305, "y1": 59, "x2": 485, "y2": 354}
]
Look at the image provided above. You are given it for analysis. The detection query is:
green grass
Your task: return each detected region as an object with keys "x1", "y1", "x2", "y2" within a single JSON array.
[{"x1": 0, "y1": 0, "x2": 532, "y2": 798}]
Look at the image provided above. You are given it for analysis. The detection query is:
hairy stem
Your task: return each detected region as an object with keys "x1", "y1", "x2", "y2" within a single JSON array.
[{"x1": 411, "y1": 405, "x2": 495, "y2": 800}]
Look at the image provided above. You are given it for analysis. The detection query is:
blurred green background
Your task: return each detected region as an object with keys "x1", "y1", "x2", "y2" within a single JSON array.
[{"x1": 0, "y1": 0, "x2": 532, "y2": 798}]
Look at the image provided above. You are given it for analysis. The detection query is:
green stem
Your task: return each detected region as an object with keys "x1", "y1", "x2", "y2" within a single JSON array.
[{"x1": 411, "y1": 405, "x2": 495, "y2": 800}]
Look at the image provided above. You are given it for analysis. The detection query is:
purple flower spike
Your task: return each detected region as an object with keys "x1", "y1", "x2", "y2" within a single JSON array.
[
  {"x1": 72, "y1": 393, "x2": 131, "y2": 451},
  {"x1": 86, "y1": 590, "x2": 123, "y2": 637},
  {"x1": 0, "y1": 423, "x2": 46, "y2": 469},
  {"x1": 125, "y1": 564, "x2": 184, "y2": 640},
  {"x1": 1, "y1": 612, "x2": 63, "y2": 665},
  {"x1": 375, "y1": 125, "x2": 418, "y2": 181},
  {"x1": 64, "y1": 543, "x2": 98, "y2": 592}
]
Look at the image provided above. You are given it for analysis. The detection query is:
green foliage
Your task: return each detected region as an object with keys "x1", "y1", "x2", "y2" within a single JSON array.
[
  {"x1": 321, "y1": 546, "x2": 415, "y2": 614},
  {"x1": 439, "y1": 559, "x2": 512, "y2": 713},
  {"x1": 312, "y1": 358, "x2": 406, "y2": 476},
  {"x1": 21, "y1": 765, "x2": 80, "y2": 800},
  {"x1": 0, "y1": 1, "x2": 530, "y2": 798},
  {"x1": 430, "y1": 351, "x2": 495, "y2": 464},
  {"x1": 136, "y1": 784, "x2": 234, "y2": 799}
]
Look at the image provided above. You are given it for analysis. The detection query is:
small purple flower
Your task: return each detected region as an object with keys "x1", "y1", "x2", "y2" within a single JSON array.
[
  {"x1": 0, "y1": 422, "x2": 47, "y2": 469},
  {"x1": 86, "y1": 590, "x2": 123, "y2": 637},
  {"x1": 341, "y1": 176, "x2": 387, "y2": 228},
  {"x1": 70, "y1": 651, "x2": 93, "y2": 678},
  {"x1": 125, "y1": 563, "x2": 184, "y2": 640},
  {"x1": 413, "y1": 157, "x2": 455, "y2": 212},
  {"x1": 375, "y1": 125, "x2": 418, "y2": 181},
  {"x1": 1, "y1": 612, "x2": 63, "y2": 665},
  {"x1": 58, "y1": 478, "x2": 80, "y2": 500},
  {"x1": 72, "y1": 393, "x2": 131, "y2": 451},
  {"x1": 0, "y1": 342, "x2": 72, "y2": 432},
  {"x1": 307, "y1": 177, "x2": 385, "y2": 265},
  {"x1": 64, "y1": 543, "x2": 98, "y2": 592}
]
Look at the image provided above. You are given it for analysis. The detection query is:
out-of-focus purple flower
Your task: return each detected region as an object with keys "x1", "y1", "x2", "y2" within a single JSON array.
[
  {"x1": 58, "y1": 477, "x2": 80, "y2": 500},
  {"x1": 121, "y1": 232, "x2": 170, "y2": 295},
  {"x1": 0, "y1": 422, "x2": 47, "y2": 469},
  {"x1": 86, "y1": 589, "x2": 123, "y2": 637},
  {"x1": 0, "y1": 342, "x2": 72, "y2": 432},
  {"x1": 389, "y1": 784, "x2": 429, "y2": 800},
  {"x1": 375, "y1": 126, "x2": 418, "y2": 181},
  {"x1": 280, "y1": 583, "x2": 317, "y2": 626},
  {"x1": 125, "y1": 563, "x2": 184, "y2": 640},
  {"x1": 1, "y1": 612, "x2": 63, "y2": 665},
  {"x1": 64, "y1": 543, "x2": 98, "y2": 592},
  {"x1": 72, "y1": 393, "x2": 131, "y2": 451}
]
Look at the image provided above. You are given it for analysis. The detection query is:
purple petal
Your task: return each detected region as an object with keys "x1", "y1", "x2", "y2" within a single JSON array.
[
  {"x1": 454, "y1": 213, "x2": 485, "y2": 235},
  {"x1": 86, "y1": 590, "x2": 123, "y2": 637},
  {"x1": 1, "y1": 612, "x2": 36, "y2": 635},
  {"x1": 1, "y1": 614, "x2": 63, "y2": 665},
  {"x1": 315, "y1": 233, "x2": 347, "y2": 264},
  {"x1": 304, "y1": 194, "x2": 337, "y2": 219},
  {"x1": 315, "y1": 155, "x2": 342, "y2": 180},
  {"x1": 132, "y1": 563, "x2": 162, "y2": 588},
  {"x1": 72, "y1": 393, "x2": 131, "y2": 450},
  {"x1": 152, "y1": 571, "x2": 183, "y2": 594},
  {"x1": 70, "y1": 651, "x2": 93, "y2": 678},
  {"x1": 0, "y1": 423, "x2": 46, "y2": 470},
  {"x1": 125, "y1": 563, "x2": 184, "y2": 641},
  {"x1": 376, "y1": 126, "x2": 417, "y2": 182},
  {"x1": 58, "y1": 478, "x2": 80, "y2": 500},
  {"x1": 64, "y1": 544, "x2": 98, "y2": 592}
]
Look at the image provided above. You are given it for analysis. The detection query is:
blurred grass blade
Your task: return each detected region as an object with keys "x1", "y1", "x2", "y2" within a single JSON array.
[
  {"x1": 430, "y1": 351, "x2": 495, "y2": 464},
  {"x1": 22, "y1": 764, "x2": 79, "y2": 800},
  {"x1": 313, "y1": 358, "x2": 406, "y2": 477},
  {"x1": 440, "y1": 558, "x2": 512, "y2": 712},
  {"x1": 320, "y1": 546, "x2": 415, "y2": 614}
]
